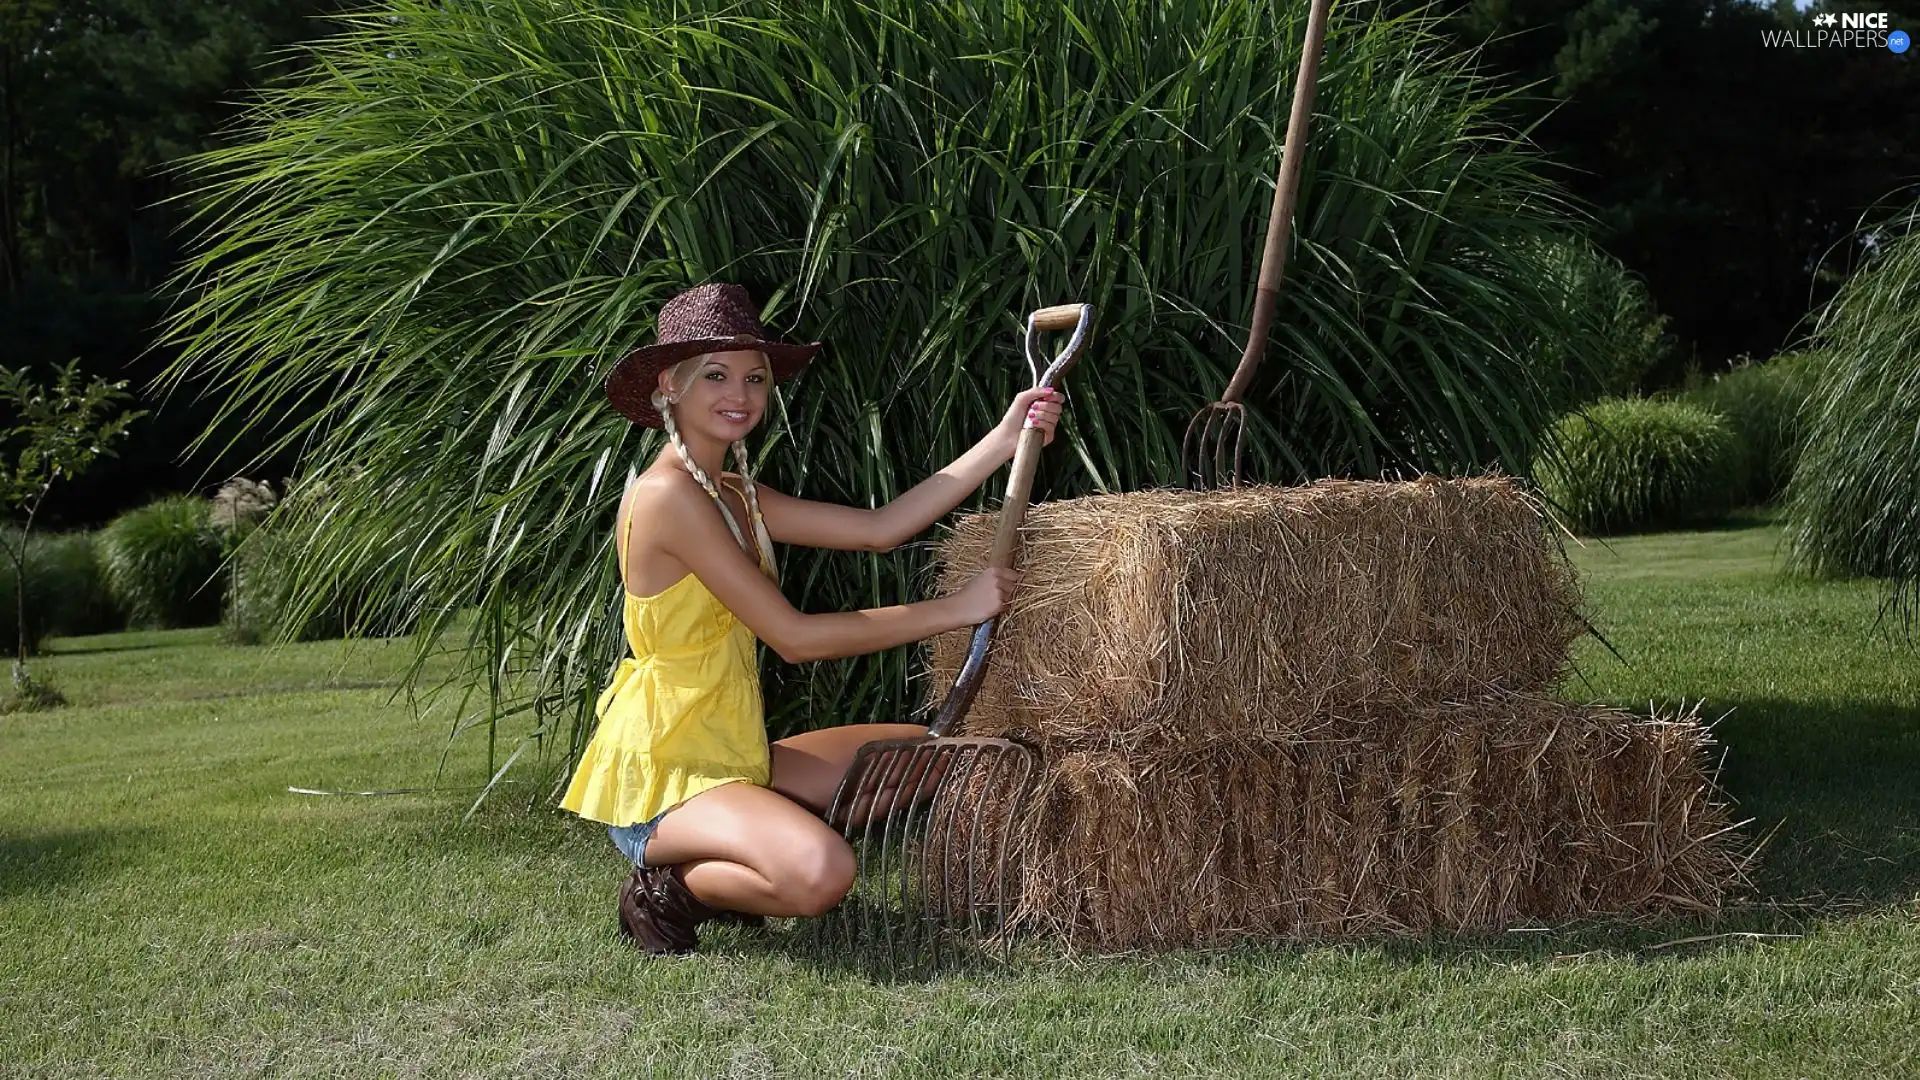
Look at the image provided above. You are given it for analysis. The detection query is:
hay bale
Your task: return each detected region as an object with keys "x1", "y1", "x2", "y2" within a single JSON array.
[
  {"x1": 925, "y1": 476, "x2": 1585, "y2": 750},
  {"x1": 930, "y1": 697, "x2": 1752, "y2": 950}
]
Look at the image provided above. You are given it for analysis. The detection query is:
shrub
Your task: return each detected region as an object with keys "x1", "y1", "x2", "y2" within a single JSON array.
[
  {"x1": 98, "y1": 496, "x2": 225, "y2": 629},
  {"x1": 224, "y1": 531, "x2": 334, "y2": 645},
  {"x1": 1786, "y1": 199, "x2": 1920, "y2": 611},
  {"x1": 35, "y1": 531, "x2": 120, "y2": 638},
  {"x1": 1, "y1": 528, "x2": 121, "y2": 653},
  {"x1": 1534, "y1": 398, "x2": 1745, "y2": 535},
  {"x1": 220, "y1": 534, "x2": 286, "y2": 645},
  {"x1": 1527, "y1": 236, "x2": 1674, "y2": 406},
  {"x1": 1682, "y1": 351, "x2": 1824, "y2": 506},
  {"x1": 224, "y1": 525, "x2": 423, "y2": 645}
]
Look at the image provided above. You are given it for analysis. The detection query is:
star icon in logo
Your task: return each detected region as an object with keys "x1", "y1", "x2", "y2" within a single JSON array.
[{"x1": 1813, "y1": 12, "x2": 1837, "y2": 26}]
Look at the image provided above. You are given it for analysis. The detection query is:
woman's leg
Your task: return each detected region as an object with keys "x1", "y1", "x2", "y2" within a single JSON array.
[
  {"x1": 770, "y1": 723, "x2": 926, "y2": 812},
  {"x1": 770, "y1": 723, "x2": 949, "y2": 827},
  {"x1": 642, "y1": 780, "x2": 856, "y2": 918}
]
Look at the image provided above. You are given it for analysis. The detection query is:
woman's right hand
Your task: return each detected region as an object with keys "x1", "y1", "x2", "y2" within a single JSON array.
[{"x1": 950, "y1": 567, "x2": 1020, "y2": 624}]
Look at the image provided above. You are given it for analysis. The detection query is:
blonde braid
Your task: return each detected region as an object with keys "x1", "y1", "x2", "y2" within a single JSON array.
[
  {"x1": 653, "y1": 387, "x2": 752, "y2": 559},
  {"x1": 731, "y1": 438, "x2": 779, "y2": 582}
]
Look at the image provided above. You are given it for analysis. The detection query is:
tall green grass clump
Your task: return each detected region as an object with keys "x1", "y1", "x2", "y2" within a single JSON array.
[
  {"x1": 1683, "y1": 351, "x2": 1823, "y2": 506},
  {"x1": 1786, "y1": 199, "x2": 1920, "y2": 613},
  {"x1": 1534, "y1": 398, "x2": 1743, "y2": 535},
  {"x1": 33, "y1": 532, "x2": 120, "y2": 638},
  {"x1": 161, "y1": 0, "x2": 1613, "y2": 782},
  {"x1": 1, "y1": 528, "x2": 121, "y2": 653},
  {"x1": 214, "y1": 479, "x2": 424, "y2": 645},
  {"x1": 225, "y1": 524, "x2": 426, "y2": 645},
  {"x1": 98, "y1": 496, "x2": 225, "y2": 629},
  {"x1": 1530, "y1": 236, "x2": 1672, "y2": 406}
]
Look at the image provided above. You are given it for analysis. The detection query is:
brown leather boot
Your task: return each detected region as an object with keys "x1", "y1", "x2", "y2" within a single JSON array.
[
  {"x1": 616, "y1": 865, "x2": 714, "y2": 955},
  {"x1": 649, "y1": 864, "x2": 767, "y2": 930}
]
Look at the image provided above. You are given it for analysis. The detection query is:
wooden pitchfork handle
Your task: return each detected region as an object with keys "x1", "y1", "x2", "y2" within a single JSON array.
[
  {"x1": 1220, "y1": 0, "x2": 1333, "y2": 405},
  {"x1": 925, "y1": 302, "x2": 1093, "y2": 737}
]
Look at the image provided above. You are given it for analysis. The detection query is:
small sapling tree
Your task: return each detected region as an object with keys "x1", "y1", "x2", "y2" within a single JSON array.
[{"x1": 0, "y1": 361, "x2": 143, "y2": 711}]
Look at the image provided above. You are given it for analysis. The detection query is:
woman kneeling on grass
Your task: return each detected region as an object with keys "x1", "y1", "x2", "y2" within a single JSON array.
[{"x1": 561, "y1": 283, "x2": 1063, "y2": 955}]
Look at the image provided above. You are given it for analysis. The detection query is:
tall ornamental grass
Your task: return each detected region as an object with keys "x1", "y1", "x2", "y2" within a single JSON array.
[
  {"x1": 1534, "y1": 398, "x2": 1743, "y2": 535},
  {"x1": 2, "y1": 529, "x2": 121, "y2": 653},
  {"x1": 225, "y1": 524, "x2": 426, "y2": 645},
  {"x1": 1786, "y1": 199, "x2": 1920, "y2": 614},
  {"x1": 1530, "y1": 235, "x2": 1671, "y2": 406},
  {"x1": 1682, "y1": 350, "x2": 1824, "y2": 507},
  {"x1": 160, "y1": 0, "x2": 1611, "y2": 791},
  {"x1": 98, "y1": 497, "x2": 225, "y2": 629}
]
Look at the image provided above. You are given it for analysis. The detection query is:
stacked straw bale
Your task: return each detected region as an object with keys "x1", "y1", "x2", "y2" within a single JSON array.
[
  {"x1": 928, "y1": 479, "x2": 1587, "y2": 752},
  {"x1": 921, "y1": 477, "x2": 1750, "y2": 948}
]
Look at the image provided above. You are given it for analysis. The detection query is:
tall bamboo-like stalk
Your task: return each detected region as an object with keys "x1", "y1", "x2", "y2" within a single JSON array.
[{"x1": 159, "y1": 0, "x2": 1608, "y2": 797}]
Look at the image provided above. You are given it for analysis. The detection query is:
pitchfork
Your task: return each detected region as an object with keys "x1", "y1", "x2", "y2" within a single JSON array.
[
  {"x1": 816, "y1": 301, "x2": 1094, "y2": 971},
  {"x1": 1182, "y1": 0, "x2": 1333, "y2": 490}
]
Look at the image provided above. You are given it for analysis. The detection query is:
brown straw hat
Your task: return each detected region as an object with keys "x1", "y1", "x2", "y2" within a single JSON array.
[{"x1": 605, "y1": 282, "x2": 821, "y2": 428}]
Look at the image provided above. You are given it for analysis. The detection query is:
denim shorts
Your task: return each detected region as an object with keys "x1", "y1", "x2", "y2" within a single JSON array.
[{"x1": 608, "y1": 808, "x2": 670, "y2": 868}]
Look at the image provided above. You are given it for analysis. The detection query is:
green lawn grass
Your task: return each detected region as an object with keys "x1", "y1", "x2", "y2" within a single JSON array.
[{"x1": 3, "y1": 520, "x2": 1917, "y2": 1078}]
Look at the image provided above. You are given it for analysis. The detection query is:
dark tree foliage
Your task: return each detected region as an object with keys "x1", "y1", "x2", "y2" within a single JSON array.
[
  {"x1": 1413, "y1": 0, "x2": 1920, "y2": 385},
  {"x1": 0, "y1": 0, "x2": 348, "y2": 528}
]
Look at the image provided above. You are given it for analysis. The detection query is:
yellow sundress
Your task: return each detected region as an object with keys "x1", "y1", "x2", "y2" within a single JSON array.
[{"x1": 560, "y1": 479, "x2": 773, "y2": 828}]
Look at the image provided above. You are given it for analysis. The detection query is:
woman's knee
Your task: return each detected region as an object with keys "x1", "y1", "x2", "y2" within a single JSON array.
[
  {"x1": 778, "y1": 836, "x2": 856, "y2": 916},
  {"x1": 644, "y1": 781, "x2": 857, "y2": 916}
]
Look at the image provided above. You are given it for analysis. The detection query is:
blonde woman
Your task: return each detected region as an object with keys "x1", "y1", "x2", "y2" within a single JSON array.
[{"x1": 563, "y1": 283, "x2": 1063, "y2": 954}]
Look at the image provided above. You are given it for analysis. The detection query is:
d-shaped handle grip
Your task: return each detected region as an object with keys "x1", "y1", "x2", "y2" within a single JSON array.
[{"x1": 1029, "y1": 303, "x2": 1089, "y2": 331}]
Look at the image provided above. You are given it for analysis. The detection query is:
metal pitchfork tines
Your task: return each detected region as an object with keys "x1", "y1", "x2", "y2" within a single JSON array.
[
  {"x1": 1182, "y1": 0, "x2": 1333, "y2": 491},
  {"x1": 816, "y1": 301, "x2": 1094, "y2": 973}
]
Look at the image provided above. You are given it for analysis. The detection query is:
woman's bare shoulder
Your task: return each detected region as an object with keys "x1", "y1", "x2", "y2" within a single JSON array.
[
  {"x1": 616, "y1": 470, "x2": 710, "y2": 591},
  {"x1": 625, "y1": 467, "x2": 706, "y2": 522}
]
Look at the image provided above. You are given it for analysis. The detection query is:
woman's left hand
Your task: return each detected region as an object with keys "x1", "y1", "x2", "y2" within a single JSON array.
[{"x1": 996, "y1": 386, "x2": 1064, "y2": 453}]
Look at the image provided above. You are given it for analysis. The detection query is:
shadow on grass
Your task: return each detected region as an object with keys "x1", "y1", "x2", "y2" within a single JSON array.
[
  {"x1": 162, "y1": 680, "x2": 401, "y2": 705},
  {"x1": 1709, "y1": 695, "x2": 1920, "y2": 906},
  {"x1": 0, "y1": 827, "x2": 118, "y2": 899},
  {"x1": 731, "y1": 906, "x2": 1870, "y2": 980},
  {"x1": 703, "y1": 901, "x2": 1819, "y2": 981},
  {"x1": 1140, "y1": 906, "x2": 1856, "y2": 975},
  {"x1": 41, "y1": 640, "x2": 171, "y2": 656},
  {"x1": 706, "y1": 898, "x2": 1017, "y2": 984},
  {"x1": 1569, "y1": 508, "x2": 1787, "y2": 544}
]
